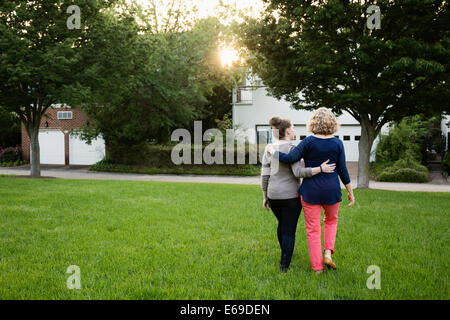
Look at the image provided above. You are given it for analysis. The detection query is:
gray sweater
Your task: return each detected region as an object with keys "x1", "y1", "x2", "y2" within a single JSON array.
[{"x1": 261, "y1": 141, "x2": 313, "y2": 199}]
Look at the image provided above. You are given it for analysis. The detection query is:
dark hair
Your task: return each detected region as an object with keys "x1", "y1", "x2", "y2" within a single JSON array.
[{"x1": 269, "y1": 116, "x2": 292, "y2": 139}]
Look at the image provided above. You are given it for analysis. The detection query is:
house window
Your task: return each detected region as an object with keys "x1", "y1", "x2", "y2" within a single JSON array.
[
  {"x1": 355, "y1": 135, "x2": 361, "y2": 141},
  {"x1": 257, "y1": 129, "x2": 271, "y2": 145},
  {"x1": 334, "y1": 135, "x2": 339, "y2": 139},
  {"x1": 300, "y1": 135, "x2": 307, "y2": 140},
  {"x1": 343, "y1": 136, "x2": 350, "y2": 141},
  {"x1": 57, "y1": 111, "x2": 73, "y2": 120},
  {"x1": 236, "y1": 87, "x2": 253, "y2": 103}
]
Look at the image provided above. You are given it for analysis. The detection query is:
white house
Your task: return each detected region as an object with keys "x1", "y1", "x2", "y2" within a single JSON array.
[
  {"x1": 441, "y1": 116, "x2": 450, "y2": 151},
  {"x1": 232, "y1": 75, "x2": 450, "y2": 162}
]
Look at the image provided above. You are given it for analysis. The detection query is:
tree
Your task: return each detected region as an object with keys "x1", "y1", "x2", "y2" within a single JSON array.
[
  {"x1": 0, "y1": 0, "x2": 113, "y2": 177},
  {"x1": 200, "y1": 84, "x2": 234, "y2": 131},
  {"x1": 74, "y1": 3, "x2": 241, "y2": 161},
  {"x1": 0, "y1": 107, "x2": 21, "y2": 147},
  {"x1": 239, "y1": 0, "x2": 450, "y2": 188}
]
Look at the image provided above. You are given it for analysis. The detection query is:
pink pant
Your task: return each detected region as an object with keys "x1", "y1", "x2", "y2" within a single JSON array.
[{"x1": 301, "y1": 196, "x2": 340, "y2": 271}]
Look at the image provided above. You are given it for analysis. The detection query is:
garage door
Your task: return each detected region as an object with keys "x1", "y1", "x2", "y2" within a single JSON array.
[
  {"x1": 336, "y1": 126, "x2": 361, "y2": 162},
  {"x1": 69, "y1": 133, "x2": 105, "y2": 165},
  {"x1": 35, "y1": 130, "x2": 65, "y2": 165}
]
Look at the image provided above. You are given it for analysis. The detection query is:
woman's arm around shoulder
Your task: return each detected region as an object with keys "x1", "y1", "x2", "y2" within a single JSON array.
[
  {"x1": 274, "y1": 137, "x2": 310, "y2": 164},
  {"x1": 336, "y1": 139, "x2": 351, "y2": 185},
  {"x1": 261, "y1": 146, "x2": 271, "y2": 211},
  {"x1": 291, "y1": 159, "x2": 337, "y2": 178},
  {"x1": 336, "y1": 139, "x2": 355, "y2": 207}
]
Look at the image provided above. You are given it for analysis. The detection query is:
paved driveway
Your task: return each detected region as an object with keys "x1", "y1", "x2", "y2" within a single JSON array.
[{"x1": 1, "y1": 166, "x2": 449, "y2": 192}]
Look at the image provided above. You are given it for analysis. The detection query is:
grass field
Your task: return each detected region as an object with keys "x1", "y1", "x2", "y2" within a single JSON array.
[{"x1": 0, "y1": 176, "x2": 448, "y2": 299}]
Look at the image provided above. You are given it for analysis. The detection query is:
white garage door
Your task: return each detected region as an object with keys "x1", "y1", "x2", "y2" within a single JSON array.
[
  {"x1": 69, "y1": 134, "x2": 105, "y2": 165},
  {"x1": 336, "y1": 126, "x2": 361, "y2": 162},
  {"x1": 35, "y1": 130, "x2": 65, "y2": 165}
]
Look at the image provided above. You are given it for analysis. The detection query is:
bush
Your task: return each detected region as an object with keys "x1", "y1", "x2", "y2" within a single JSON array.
[
  {"x1": 375, "y1": 115, "x2": 427, "y2": 164},
  {"x1": 0, "y1": 146, "x2": 21, "y2": 163},
  {"x1": 91, "y1": 142, "x2": 264, "y2": 176},
  {"x1": 378, "y1": 158, "x2": 429, "y2": 183},
  {"x1": 90, "y1": 159, "x2": 114, "y2": 171},
  {"x1": 442, "y1": 152, "x2": 450, "y2": 175},
  {"x1": 0, "y1": 159, "x2": 27, "y2": 167},
  {"x1": 106, "y1": 143, "x2": 262, "y2": 166}
]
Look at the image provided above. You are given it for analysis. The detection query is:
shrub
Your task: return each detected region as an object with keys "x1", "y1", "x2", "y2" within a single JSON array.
[
  {"x1": 0, "y1": 146, "x2": 21, "y2": 163},
  {"x1": 90, "y1": 159, "x2": 114, "y2": 171},
  {"x1": 90, "y1": 141, "x2": 265, "y2": 176},
  {"x1": 442, "y1": 152, "x2": 450, "y2": 175},
  {"x1": 375, "y1": 115, "x2": 427, "y2": 164},
  {"x1": 378, "y1": 158, "x2": 429, "y2": 183},
  {"x1": 378, "y1": 168, "x2": 429, "y2": 183},
  {"x1": 106, "y1": 143, "x2": 263, "y2": 166}
]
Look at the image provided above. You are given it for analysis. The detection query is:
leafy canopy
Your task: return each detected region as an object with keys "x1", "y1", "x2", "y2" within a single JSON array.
[{"x1": 239, "y1": 0, "x2": 450, "y2": 134}]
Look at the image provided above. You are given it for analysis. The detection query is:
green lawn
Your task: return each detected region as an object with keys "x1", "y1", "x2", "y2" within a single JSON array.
[{"x1": 0, "y1": 176, "x2": 448, "y2": 300}]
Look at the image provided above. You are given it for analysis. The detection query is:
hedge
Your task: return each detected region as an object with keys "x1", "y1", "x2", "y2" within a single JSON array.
[
  {"x1": 105, "y1": 143, "x2": 264, "y2": 166},
  {"x1": 442, "y1": 152, "x2": 450, "y2": 175},
  {"x1": 0, "y1": 146, "x2": 22, "y2": 163},
  {"x1": 377, "y1": 158, "x2": 429, "y2": 183},
  {"x1": 0, "y1": 160, "x2": 28, "y2": 167},
  {"x1": 90, "y1": 143, "x2": 263, "y2": 176}
]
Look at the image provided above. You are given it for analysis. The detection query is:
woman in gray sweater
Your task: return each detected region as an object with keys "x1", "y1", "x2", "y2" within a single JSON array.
[{"x1": 261, "y1": 117, "x2": 335, "y2": 272}]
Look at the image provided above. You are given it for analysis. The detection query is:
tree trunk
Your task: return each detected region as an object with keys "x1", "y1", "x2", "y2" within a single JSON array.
[
  {"x1": 29, "y1": 128, "x2": 41, "y2": 177},
  {"x1": 357, "y1": 117, "x2": 376, "y2": 189}
]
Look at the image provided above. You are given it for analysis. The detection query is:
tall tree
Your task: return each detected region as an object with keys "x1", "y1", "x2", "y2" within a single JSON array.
[
  {"x1": 239, "y1": 0, "x2": 450, "y2": 188},
  {"x1": 74, "y1": 3, "x2": 241, "y2": 160},
  {"x1": 0, "y1": 0, "x2": 114, "y2": 177},
  {"x1": 0, "y1": 107, "x2": 21, "y2": 147}
]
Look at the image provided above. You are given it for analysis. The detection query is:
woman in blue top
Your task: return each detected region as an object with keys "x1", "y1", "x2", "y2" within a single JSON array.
[{"x1": 270, "y1": 107, "x2": 355, "y2": 274}]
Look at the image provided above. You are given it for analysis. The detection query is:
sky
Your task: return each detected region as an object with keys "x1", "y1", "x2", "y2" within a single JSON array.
[
  {"x1": 127, "y1": 0, "x2": 268, "y2": 66},
  {"x1": 132, "y1": 0, "x2": 267, "y2": 25}
]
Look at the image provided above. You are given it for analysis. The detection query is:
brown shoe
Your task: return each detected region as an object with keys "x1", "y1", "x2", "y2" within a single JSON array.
[{"x1": 323, "y1": 257, "x2": 337, "y2": 270}]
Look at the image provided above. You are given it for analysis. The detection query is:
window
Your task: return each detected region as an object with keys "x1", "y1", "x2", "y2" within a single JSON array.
[
  {"x1": 343, "y1": 135, "x2": 350, "y2": 141},
  {"x1": 300, "y1": 135, "x2": 307, "y2": 140},
  {"x1": 236, "y1": 87, "x2": 253, "y2": 103},
  {"x1": 257, "y1": 129, "x2": 271, "y2": 145},
  {"x1": 355, "y1": 135, "x2": 361, "y2": 141},
  {"x1": 334, "y1": 135, "x2": 339, "y2": 139},
  {"x1": 57, "y1": 111, "x2": 72, "y2": 120}
]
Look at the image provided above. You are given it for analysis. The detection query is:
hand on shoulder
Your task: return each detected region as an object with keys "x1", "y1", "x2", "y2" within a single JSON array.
[{"x1": 265, "y1": 143, "x2": 275, "y2": 155}]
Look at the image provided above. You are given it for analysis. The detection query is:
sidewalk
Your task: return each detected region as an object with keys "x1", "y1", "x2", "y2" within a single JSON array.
[{"x1": 1, "y1": 166, "x2": 449, "y2": 192}]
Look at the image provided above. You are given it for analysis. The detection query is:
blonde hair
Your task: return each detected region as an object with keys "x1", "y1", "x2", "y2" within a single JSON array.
[{"x1": 306, "y1": 107, "x2": 340, "y2": 135}]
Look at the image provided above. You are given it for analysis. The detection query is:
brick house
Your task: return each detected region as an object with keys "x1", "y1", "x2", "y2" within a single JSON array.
[{"x1": 22, "y1": 106, "x2": 105, "y2": 165}]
